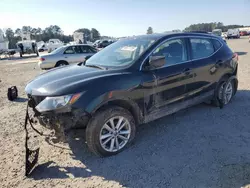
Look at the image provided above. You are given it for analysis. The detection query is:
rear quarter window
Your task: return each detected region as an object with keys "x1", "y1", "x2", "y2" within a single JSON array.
[
  {"x1": 212, "y1": 39, "x2": 222, "y2": 51},
  {"x1": 190, "y1": 38, "x2": 214, "y2": 59}
]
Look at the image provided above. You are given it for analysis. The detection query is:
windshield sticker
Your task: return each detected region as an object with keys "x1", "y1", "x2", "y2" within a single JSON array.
[{"x1": 121, "y1": 46, "x2": 137, "y2": 51}]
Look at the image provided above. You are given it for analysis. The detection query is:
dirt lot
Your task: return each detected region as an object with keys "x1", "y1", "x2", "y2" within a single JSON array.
[{"x1": 0, "y1": 37, "x2": 250, "y2": 188}]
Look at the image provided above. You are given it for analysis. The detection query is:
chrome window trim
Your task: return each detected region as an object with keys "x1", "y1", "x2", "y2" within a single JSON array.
[{"x1": 139, "y1": 35, "x2": 223, "y2": 71}]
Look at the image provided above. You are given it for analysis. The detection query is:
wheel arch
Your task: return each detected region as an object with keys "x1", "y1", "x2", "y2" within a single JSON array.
[
  {"x1": 92, "y1": 98, "x2": 143, "y2": 125},
  {"x1": 55, "y1": 60, "x2": 69, "y2": 67},
  {"x1": 218, "y1": 68, "x2": 238, "y2": 92}
]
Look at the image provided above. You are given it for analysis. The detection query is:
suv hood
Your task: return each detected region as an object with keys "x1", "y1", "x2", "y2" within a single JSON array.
[{"x1": 25, "y1": 65, "x2": 116, "y2": 96}]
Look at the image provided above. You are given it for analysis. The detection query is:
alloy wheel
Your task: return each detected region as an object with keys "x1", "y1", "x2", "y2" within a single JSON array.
[
  {"x1": 219, "y1": 81, "x2": 233, "y2": 104},
  {"x1": 99, "y1": 116, "x2": 131, "y2": 152}
]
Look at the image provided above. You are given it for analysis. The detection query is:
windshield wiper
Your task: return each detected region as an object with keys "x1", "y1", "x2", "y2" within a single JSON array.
[{"x1": 85, "y1": 64, "x2": 107, "y2": 70}]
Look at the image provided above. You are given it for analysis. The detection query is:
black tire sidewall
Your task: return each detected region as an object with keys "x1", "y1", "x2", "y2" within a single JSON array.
[
  {"x1": 215, "y1": 77, "x2": 236, "y2": 106},
  {"x1": 56, "y1": 61, "x2": 68, "y2": 67},
  {"x1": 86, "y1": 106, "x2": 136, "y2": 157}
]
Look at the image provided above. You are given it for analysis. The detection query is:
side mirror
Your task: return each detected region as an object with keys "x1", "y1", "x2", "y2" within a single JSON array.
[
  {"x1": 78, "y1": 56, "x2": 92, "y2": 66},
  {"x1": 148, "y1": 55, "x2": 166, "y2": 69}
]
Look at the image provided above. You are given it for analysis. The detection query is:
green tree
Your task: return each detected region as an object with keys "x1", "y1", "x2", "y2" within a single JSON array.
[
  {"x1": 15, "y1": 28, "x2": 21, "y2": 36},
  {"x1": 4, "y1": 28, "x2": 20, "y2": 49},
  {"x1": 147, "y1": 27, "x2": 153, "y2": 34},
  {"x1": 22, "y1": 26, "x2": 32, "y2": 34},
  {"x1": 91, "y1": 28, "x2": 100, "y2": 41}
]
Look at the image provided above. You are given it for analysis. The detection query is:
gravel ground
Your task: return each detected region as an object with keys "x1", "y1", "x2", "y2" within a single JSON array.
[{"x1": 0, "y1": 37, "x2": 250, "y2": 188}]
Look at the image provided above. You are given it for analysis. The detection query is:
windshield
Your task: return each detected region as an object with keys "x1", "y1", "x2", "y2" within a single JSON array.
[
  {"x1": 85, "y1": 38, "x2": 156, "y2": 67},
  {"x1": 50, "y1": 46, "x2": 65, "y2": 54}
]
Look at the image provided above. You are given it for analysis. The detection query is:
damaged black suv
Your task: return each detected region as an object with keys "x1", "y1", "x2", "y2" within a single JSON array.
[{"x1": 25, "y1": 32, "x2": 238, "y2": 157}]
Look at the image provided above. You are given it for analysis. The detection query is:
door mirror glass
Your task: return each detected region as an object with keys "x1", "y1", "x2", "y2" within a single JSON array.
[{"x1": 148, "y1": 55, "x2": 166, "y2": 69}]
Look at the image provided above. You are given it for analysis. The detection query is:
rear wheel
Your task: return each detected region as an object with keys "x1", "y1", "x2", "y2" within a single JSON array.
[
  {"x1": 55, "y1": 61, "x2": 68, "y2": 67},
  {"x1": 86, "y1": 106, "x2": 136, "y2": 157},
  {"x1": 213, "y1": 77, "x2": 236, "y2": 106}
]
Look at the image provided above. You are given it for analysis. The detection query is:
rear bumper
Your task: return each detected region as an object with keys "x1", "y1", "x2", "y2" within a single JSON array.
[{"x1": 38, "y1": 61, "x2": 56, "y2": 69}]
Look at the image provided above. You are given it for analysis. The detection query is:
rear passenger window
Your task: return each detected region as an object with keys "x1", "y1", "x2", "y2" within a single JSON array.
[
  {"x1": 80, "y1": 46, "x2": 91, "y2": 53},
  {"x1": 190, "y1": 38, "x2": 214, "y2": 59},
  {"x1": 212, "y1": 39, "x2": 222, "y2": 51}
]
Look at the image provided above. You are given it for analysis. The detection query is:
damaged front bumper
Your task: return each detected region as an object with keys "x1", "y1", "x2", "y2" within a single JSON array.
[
  {"x1": 24, "y1": 96, "x2": 90, "y2": 176},
  {"x1": 28, "y1": 95, "x2": 90, "y2": 134}
]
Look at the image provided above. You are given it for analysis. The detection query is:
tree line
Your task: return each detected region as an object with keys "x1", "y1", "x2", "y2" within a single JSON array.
[
  {"x1": 3, "y1": 25, "x2": 101, "y2": 49},
  {"x1": 183, "y1": 22, "x2": 248, "y2": 32},
  {"x1": 147, "y1": 22, "x2": 249, "y2": 34}
]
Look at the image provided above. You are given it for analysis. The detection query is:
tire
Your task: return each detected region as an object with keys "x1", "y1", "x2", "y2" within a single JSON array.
[
  {"x1": 55, "y1": 61, "x2": 68, "y2": 67},
  {"x1": 212, "y1": 76, "x2": 236, "y2": 107},
  {"x1": 19, "y1": 52, "x2": 22, "y2": 58},
  {"x1": 86, "y1": 106, "x2": 136, "y2": 157}
]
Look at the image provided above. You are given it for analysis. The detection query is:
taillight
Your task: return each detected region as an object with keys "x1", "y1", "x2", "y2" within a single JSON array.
[
  {"x1": 40, "y1": 57, "x2": 45, "y2": 61},
  {"x1": 233, "y1": 53, "x2": 238, "y2": 61}
]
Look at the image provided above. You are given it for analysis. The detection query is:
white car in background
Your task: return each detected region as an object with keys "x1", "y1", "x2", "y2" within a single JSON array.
[
  {"x1": 212, "y1": 29, "x2": 226, "y2": 43},
  {"x1": 47, "y1": 39, "x2": 64, "y2": 53},
  {"x1": 227, "y1": 29, "x2": 240, "y2": 39},
  {"x1": 38, "y1": 44, "x2": 97, "y2": 70}
]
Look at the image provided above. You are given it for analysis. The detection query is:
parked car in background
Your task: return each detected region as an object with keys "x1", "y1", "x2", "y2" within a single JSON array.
[
  {"x1": 212, "y1": 29, "x2": 222, "y2": 36},
  {"x1": 26, "y1": 32, "x2": 238, "y2": 157},
  {"x1": 38, "y1": 44, "x2": 48, "y2": 52},
  {"x1": 38, "y1": 44, "x2": 97, "y2": 69},
  {"x1": 92, "y1": 40, "x2": 101, "y2": 48},
  {"x1": 227, "y1": 29, "x2": 240, "y2": 39},
  {"x1": 97, "y1": 40, "x2": 111, "y2": 48},
  {"x1": 47, "y1": 39, "x2": 64, "y2": 53},
  {"x1": 212, "y1": 29, "x2": 226, "y2": 43},
  {"x1": 240, "y1": 31, "x2": 248, "y2": 36},
  {"x1": 222, "y1": 32, "x2": 227, "y2": 38}
]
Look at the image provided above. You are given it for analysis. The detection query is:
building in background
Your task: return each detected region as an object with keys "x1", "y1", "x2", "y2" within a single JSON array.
[
  {"x1": 0, "y1": 29, "x2": 9, "y2": 51},
  {"x1": 73, "y1": 32, "x2": 84, "y2": 44}
]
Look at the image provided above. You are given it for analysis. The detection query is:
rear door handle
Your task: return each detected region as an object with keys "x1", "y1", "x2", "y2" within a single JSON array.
[
  {"x1": 183, "y1": 68, "x2": 191, "y2": 75},
  {"x1": 215, "y1": 60, "x2": 223, "y2": 67}
]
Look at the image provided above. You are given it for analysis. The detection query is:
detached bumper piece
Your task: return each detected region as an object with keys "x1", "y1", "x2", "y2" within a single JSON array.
[
  {"x1": 7, "y1": 86, "x2": 18, "y2": 101},
  {"x1": 24, "y1": 104, "x2": 44, "y2": 176}
]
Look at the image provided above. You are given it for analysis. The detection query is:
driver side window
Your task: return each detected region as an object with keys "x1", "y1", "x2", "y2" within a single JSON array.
[{"x1": 152, "y1": 38, "x2": 187, "y2": 67}]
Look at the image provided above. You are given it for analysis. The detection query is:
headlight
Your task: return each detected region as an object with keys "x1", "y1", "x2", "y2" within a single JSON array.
[{"x1": 35, "y1": 93, "x2": 82, "y2": 112}]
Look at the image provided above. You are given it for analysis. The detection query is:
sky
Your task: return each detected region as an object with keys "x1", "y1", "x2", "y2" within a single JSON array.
[{"x1": 0, "y1": 0, "x2": 250, "y2": 37}]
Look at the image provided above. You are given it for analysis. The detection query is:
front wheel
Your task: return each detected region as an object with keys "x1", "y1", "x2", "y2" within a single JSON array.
[{"x1": 86, "y1": 106, "x2": 136, "y2": 157}]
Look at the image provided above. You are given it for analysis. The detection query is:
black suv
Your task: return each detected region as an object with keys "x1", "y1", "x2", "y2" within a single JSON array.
[{"x1": 25, "y1": 32, "x2": 238, "y2": 157}]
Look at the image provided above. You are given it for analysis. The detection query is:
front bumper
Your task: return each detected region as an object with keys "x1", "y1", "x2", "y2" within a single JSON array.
[
  {"x1": 27, "y1": 95, "x2": 90, "y2": 132},
  {"x1": 24, "y1": 96, "x2": 89, "y2": 176}
]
